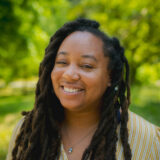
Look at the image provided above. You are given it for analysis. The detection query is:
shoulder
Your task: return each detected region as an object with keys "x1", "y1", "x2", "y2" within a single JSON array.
[
  {"x1": 128, "y1": 110, "x2": 159, "y2": 138},
  {"x1": 127, "y1": 110, "x2": 160, "y2": 159},
  {"x1": 6, "y1": 117, "x2": 25, "y2": 160}
]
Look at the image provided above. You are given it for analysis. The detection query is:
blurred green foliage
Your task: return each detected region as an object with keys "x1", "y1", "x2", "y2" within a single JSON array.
[
  {"x1": 0, "y1": 1, "x2": 160, "y2": 159},
  {"x1": 0, "y1": 0, "x2": 160, "y2": 84},
  {"x1": 0, "y1": 89, "x2": 34, "y2": 160}
]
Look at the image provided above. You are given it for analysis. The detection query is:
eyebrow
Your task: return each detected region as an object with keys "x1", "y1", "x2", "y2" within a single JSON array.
[
  {"x1": 57, "y1": 51, "x2": 67, "y2": 55},
  {"x1": 81, "y1": 54, "x2": 97, "y2": 62},
  {"x1": 57, "y1": 52, "x2": 97, "y2": 62}
]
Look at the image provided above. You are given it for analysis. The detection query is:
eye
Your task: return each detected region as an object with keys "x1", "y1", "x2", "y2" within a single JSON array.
[
  {"x1": 81, "y1": 64, "x2": 94, "y2": 69},
  {"x1": 55, "y1": 61, "x2": 67, "y2": 65}
]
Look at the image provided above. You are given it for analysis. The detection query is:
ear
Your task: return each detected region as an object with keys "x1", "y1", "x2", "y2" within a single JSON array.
[
  {"x1": 107, "y1": 69, "x2": 111, "y2": 87},
  {"x1": 108, "y1": 82, "x2": 111, "y2": 87}
]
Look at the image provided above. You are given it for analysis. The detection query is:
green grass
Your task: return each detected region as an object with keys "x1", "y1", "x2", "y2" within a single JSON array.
[
  {"x1": 130, "y1": 85, "x2": 160, "y2": 127},
  {"x1": 0, "y1": 85, "x2": 160, "y2": 159},
  {"x1": 0, "y1": 89, "x2": 34, "y2": 160}
]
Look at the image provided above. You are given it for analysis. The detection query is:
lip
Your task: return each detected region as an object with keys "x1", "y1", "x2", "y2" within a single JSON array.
[
  {"x1": 60, "y1": 86, "x2": 85, "y2": 95},
  {"x1": 60, "y1": 83, "x2": 84, "y2": 90}
]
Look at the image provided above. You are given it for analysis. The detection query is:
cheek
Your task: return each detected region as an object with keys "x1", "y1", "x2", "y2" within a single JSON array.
[
  {"x1": 51, "y1": 68, "x2": 62, "y2": 87},
  {"x1": 84, "y1": 71, "x2": 109, "y2": 96}
]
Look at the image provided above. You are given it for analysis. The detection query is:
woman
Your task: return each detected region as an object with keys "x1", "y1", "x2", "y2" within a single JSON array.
[{"x1": 7, "y1": 18, "x2": 160, "y2": 160}]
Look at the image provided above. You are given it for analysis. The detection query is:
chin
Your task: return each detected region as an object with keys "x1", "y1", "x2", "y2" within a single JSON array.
[{"x1": 60, "y1": 101, "x2": 84, "y2": 112}]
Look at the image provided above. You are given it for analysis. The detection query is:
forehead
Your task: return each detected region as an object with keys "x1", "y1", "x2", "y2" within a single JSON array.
[{"x1": 57, "y1": 31, "x2": 105, "y2": 59}]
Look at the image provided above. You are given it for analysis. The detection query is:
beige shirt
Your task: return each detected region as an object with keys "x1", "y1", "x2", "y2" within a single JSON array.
[
  {"x1": 6, "y1": 111, "x2": 160, "y2": 160},
  {"x1": 6, "y1": 117, "x2": 24, "y2": 160}
]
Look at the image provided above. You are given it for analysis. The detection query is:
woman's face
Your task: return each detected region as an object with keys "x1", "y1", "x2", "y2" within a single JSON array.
[{"x1": 51, "y1": 31, "x2": 111, "y2": 112}]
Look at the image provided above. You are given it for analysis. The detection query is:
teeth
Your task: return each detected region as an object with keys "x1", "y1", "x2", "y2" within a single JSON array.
[{"x1": 63, "y1": 87, "x2": 81, "y2": 93}]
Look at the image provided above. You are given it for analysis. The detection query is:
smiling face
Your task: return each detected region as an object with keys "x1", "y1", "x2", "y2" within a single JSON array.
[{"x1": 51, "y1": 31, "x2": 111, "y2": 112}]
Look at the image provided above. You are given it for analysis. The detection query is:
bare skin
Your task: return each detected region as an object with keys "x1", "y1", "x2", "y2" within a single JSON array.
[
  {"x1": 51, "y1": 31, "x2": 111, "y2": 160},
  {"x1": 61, "y1": 109, "x2": 99, "y2": 160}
]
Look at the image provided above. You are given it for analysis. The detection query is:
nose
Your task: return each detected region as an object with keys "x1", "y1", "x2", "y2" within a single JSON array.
[{"x1": 62, "y1": 64, "x2": 80, "y2": 81}]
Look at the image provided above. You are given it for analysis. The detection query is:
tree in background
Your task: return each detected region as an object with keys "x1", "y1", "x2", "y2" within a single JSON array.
[
  {"x1": 0, "y1": 0, "x2": 70, "y2": 83},
  {"x1": 0, "y1": 0, "x2": 160, "y2": 85},
  {"x1": 68, "y1": 0, "x2": 160, "y2": 84}
]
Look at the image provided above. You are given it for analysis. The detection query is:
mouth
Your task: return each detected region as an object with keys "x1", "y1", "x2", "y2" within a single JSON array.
[{"x1": 61, "y1": 86, "x2": 84, "y2": 94}]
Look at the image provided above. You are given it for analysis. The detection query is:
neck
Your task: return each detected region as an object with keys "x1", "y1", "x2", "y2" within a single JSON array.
[{"x1": 63, "y1": 108, "x2": 100, "y2": 130}]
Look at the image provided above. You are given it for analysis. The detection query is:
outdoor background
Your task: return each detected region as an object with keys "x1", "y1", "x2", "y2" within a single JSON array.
[{"x1": 0, "y1": 0, "x2": 160, "y2": 159}]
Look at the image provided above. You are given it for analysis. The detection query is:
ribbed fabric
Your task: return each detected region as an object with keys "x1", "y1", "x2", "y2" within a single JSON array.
[{"x1": 59, "y1": 111, "x2": 160, "y2": 160}]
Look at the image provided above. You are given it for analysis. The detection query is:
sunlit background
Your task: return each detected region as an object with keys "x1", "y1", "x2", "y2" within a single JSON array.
[{"x1": 0, "y1": 0, "x2": 160, "y2": 159}]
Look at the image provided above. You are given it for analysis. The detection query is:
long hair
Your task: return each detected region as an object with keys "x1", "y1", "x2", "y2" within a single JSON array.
[{"x1": 12, "y1": 18, "x2": 132, "y2": 160}]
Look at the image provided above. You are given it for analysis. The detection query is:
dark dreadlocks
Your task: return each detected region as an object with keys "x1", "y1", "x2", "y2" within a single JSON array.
[{"x1": 11, "y1": 18, "x2": 132, "y2": 160}]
